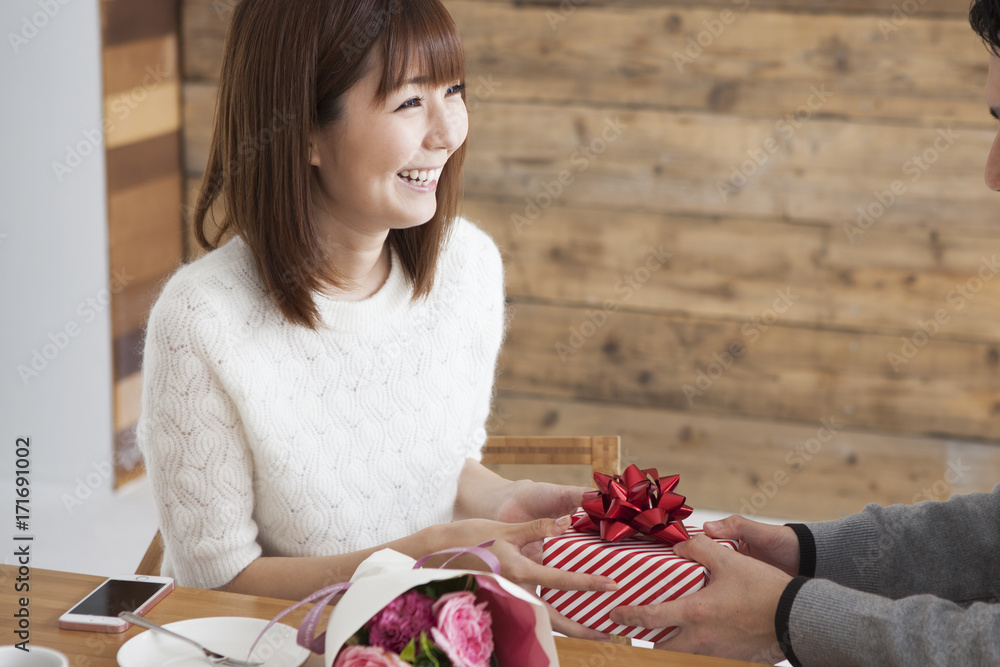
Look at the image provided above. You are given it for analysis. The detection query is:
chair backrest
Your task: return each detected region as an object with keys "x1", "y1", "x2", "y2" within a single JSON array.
[
  {"x1": 136, "y1": 435, "x2": 622, "y2": 576},
  {"x1": 136, "y1": 529, "x2": 164, "y2": 577},
  {"x1": 481, "y1": 435, "x2": 622, "y2": 477}
]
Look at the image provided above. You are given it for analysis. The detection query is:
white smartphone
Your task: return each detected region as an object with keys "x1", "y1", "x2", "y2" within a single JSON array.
[{"x1": 57, "y1": 574, "x2": 174, "y2": 633}]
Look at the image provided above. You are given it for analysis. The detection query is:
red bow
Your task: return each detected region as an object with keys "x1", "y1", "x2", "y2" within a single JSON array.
[{"x1": 572, "y1": 465, "x2": 692, "y2": 545}]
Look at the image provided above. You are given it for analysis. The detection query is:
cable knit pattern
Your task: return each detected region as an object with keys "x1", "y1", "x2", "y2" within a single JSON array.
[{"x1": 137, "y1": 219, "x2": 505, "y2": 589}]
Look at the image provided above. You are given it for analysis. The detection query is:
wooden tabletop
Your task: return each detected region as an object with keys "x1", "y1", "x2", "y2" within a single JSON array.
[{"x1": 0, "y1": 565, "x2": 764, "y2": 666}]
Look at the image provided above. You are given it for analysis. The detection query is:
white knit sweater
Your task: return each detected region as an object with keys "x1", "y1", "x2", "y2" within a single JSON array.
[{"x1": 137, "y1": 219, "x2": 505, "y2": 589}]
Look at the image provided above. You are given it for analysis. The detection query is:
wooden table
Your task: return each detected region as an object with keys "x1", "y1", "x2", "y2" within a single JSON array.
[{"x1": 0, "y1": 566, "x2": 764, "y2": 666}]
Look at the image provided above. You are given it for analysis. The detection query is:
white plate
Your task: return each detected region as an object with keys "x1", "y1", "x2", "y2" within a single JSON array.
[{"x1": 117, "y1": 617, "x2": 310, "y2": 667}]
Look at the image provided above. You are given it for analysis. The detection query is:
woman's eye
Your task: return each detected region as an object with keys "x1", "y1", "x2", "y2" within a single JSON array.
[
  {"x1": 396, "y1": 96, "x2": 424, "y2": 111},
  {"x1": 395, "y1": 84, "x2": 465, "y2": 111}
]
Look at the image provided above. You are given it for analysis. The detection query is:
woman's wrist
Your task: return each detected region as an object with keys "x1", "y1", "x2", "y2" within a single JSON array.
[{"x1": 455, "y1": 459, "x2": 519, "y2": 520}]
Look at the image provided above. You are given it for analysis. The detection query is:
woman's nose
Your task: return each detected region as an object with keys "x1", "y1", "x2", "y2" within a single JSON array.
[
  {"x1": 426, "y1": 101, "x2": 468, "y2": 151},
  {"x1": 986, "y1": 132, "x2": 1000, "y2": 191}
]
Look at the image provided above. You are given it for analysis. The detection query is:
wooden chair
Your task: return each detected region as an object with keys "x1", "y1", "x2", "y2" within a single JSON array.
[
  {"x1": 480, "y1": 435, "x2": 621, "y2": 477},
  {"x1": 136, "y1": 435, "x2": 621, "y2": 576}
]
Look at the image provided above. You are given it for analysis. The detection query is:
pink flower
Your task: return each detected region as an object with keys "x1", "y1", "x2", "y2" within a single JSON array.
[
  {"x1": 332, "y1": 645, "x2": 408, "y2": 667},
  {"x1": 430, "y1": 591, "x2": 494, "y2": 667},
  {"x1": 365, "y1": 590, "x2": 435, "y2": 654}
]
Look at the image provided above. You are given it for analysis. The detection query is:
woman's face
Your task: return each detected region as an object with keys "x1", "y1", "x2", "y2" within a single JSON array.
[{"x1": 309, "y1": 62, "x2": 468, "y2": 239}]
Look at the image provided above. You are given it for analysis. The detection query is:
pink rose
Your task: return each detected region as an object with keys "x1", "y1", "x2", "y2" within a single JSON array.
[
  {"x1": 365, "y1": 590, "x2": 435, "y2": 654},
  {"x1": 332, "y1": 645, "x2": 408, "y2": 667},
  {"x1": 430, "y1": 591, "x2": 494, "y2": 667}
]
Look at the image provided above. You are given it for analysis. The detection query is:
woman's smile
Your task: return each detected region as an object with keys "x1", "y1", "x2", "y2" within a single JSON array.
[{"x1": 396, "y1": 166, "x2": 442, "y2": 192}]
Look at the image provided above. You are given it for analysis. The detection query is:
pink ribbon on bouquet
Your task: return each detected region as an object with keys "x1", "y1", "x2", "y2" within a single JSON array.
[
  {"x1": 245, "y1": 542, "x2": 500, "y2": 660},
  {"x1": 572, "y1": 464, "x2": 693, "y2": 546}
]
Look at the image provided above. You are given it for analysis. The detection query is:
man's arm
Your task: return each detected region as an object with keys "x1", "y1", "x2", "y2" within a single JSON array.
[
  {"x1": 798, "y1": 485, "x2": 1000, "y2": 603},
  {"x1": 781, "y1": 578, "x2": 1000, "y2": 667}
]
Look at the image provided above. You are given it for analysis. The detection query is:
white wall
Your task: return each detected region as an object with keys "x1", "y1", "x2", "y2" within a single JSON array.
[{"x1": 0, "y1": 0, "x2": 148, "y2": 573}]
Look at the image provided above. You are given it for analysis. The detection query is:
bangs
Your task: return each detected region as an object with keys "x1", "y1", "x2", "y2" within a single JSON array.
[{"x1": 374, "y1": 0, "x2": 466, "y2": 103}]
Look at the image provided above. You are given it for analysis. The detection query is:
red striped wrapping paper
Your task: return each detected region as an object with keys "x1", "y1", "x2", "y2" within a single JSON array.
[{"x1": 540, "y1": 526, "x2": 737, "y2": 643}]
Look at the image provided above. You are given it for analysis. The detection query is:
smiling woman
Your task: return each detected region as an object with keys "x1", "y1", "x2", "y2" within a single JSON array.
[
  {"x1": 136, "y1": 0, "x2": 614, "y2": 639},
  {"x1": 194, "y1": 0, "x2": 468, "y2": 318}
]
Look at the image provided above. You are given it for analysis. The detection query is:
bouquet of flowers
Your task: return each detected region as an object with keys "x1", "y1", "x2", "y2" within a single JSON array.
[
  {"x1": 252, "y1": 547, "x2": 558, "y2": 667},
  {"x1": 334, "y1": 576, "x2": 496, "y2": 667}
]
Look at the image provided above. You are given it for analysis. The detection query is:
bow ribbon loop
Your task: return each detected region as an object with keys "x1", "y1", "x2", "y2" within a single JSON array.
[{"x1": 572, "y1": 465, "x2": 692, "y2": 546}]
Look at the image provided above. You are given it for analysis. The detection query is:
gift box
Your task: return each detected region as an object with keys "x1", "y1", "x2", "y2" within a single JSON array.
[
  {"x1": 540, "y1": 465, "x2": 735, "y2": 643},
  {"x1": 540, "y1": 524, "x2": 735, "y2": 642}
]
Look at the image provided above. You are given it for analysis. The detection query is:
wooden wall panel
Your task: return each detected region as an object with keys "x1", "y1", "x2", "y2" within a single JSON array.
[
  {"x1": 462, "y1": 103, "x2": 996, "y2": 233},
  {"x1": 498, "y1": 302, "x2": 1000, "y2": 439},
  {"x1": 463, "y1": 200, "x2": 1000, "y2": 340},
  {"x1": 450, "y1": 3, "x2": 990, "y2": 127},
  {"x1": 101, "y1": 0, "x2": 183, "y2": 487},
  {"x1": 474, "y1": 0, "x2": 968, "y2": 16},
  {"x1": 178, "y1": 0, "x2": 1000, "y2": 519},
  {"x1": 491, "y1": 395, "x2": 1000, "y2": 522}
]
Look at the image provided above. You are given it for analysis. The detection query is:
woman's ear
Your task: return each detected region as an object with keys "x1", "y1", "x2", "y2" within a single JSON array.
[{"x1": 308, "y1": 134, "x2": 322, "y2": 167}]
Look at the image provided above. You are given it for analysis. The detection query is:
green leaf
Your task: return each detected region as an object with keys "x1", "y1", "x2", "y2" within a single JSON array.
[
  {"x1": 414, "y1": 575, "x2": 477, "y2": 599},
  {"x1": 414, "y1": 632, "x2": 451, "y2": 667},
  {"x1": 400, "y1": 638, "x2": 417, "y2": 662}
]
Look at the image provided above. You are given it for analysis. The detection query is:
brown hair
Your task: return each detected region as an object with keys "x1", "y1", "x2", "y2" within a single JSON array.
[{"x1": 194, "y1": 0, "x2": 467, "y2": 328}]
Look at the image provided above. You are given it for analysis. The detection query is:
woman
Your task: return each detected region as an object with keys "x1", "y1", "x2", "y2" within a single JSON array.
[{"x1": 136, "y1": 0, "x2": 613, "y2": 637}]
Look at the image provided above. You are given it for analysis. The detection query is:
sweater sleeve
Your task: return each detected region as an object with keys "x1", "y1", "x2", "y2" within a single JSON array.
[
  {"x1": 453, "y1": 219, "x2": 507, "y2": 462},
  {"x1": 784, "y1": 579, "x2": 1000, "y2": 667},
  {"x1": 774, "y1": 486, "x2": 1000, "y2": 666},
  {"x1": 805, "y1": 485, "x2": 1000, "y2": 602},
  {"x1": 136, "y1": 276, "x2": 262, "y2": 589}
]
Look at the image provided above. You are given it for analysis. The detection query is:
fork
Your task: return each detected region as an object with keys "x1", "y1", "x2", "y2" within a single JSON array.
[{"x1": 118, "y1": 612, "x2": 264, "y2": 666}]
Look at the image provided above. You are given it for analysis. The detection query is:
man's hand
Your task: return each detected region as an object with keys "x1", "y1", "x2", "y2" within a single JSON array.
[
  {"x1": 610, "y1": 535, "x2": 792, "y2": 663},
  {"x1": 703, "y1": 515, "x2": 801, "y2": 576}
]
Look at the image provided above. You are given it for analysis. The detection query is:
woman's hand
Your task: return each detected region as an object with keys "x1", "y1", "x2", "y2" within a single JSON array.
[
  {"x1": 437, "y1": 516, "x2": 617, "y2": 640},
  {"x1": 702, "y1": 515, "x2": 801, "y2": 576},
  {"x1": 454, "y1": 459, "x2": 590, "y2": 528},
  {"x1": 494, "y1": 479, "x2": 590, "y2": 525}
]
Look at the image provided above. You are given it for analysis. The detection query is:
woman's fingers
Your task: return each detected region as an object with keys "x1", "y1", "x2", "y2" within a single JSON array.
[
  {"x1": 508, "y1": 556, "x2": 617, "y2": 592},
  {"x1": 546, "y1": 601, "x2": 611, "y2": 641},
  {"x1": 505, "y1": 516, "x2": 573, "y2": 544},
  {"x1": 483, "y1": 519, "x2": 617, "y2": 591}
]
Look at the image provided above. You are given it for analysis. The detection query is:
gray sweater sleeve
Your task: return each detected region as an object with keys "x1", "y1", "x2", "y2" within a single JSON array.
[
  {"x1": 776, "y1": 485, "x2": 1000, "y2": 666},
  {"x1": 807, "y1": 484, "x2": 1000, "y2": 602}
]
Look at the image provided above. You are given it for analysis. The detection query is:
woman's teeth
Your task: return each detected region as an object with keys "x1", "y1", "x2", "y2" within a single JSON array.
[{"x1": 398, "y1": 168, "x2": 441, "y2": 184}]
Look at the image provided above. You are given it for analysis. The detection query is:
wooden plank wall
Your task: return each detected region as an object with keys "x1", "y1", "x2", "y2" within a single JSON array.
[
  {"x1": 100, "y1": 0, "x2": 184, "y2": 487},
  {"x1": 179, "y1": 0, "x2": 1000, "y2": 520}
]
